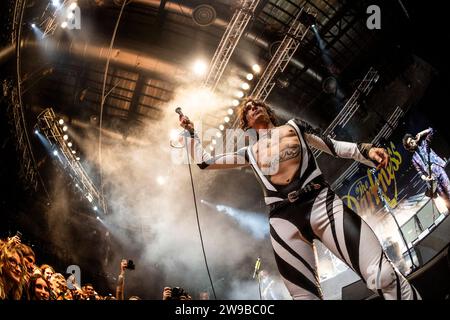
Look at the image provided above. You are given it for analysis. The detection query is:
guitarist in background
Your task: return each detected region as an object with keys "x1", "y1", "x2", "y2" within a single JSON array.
[{"x1": 403, "y1": 128, "x2": 450, "y2": 212}]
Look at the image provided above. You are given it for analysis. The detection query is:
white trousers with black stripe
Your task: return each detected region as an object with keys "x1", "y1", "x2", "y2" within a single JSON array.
[{"x1": 269, "y1": 187, "x2": 421, "y2": 300}]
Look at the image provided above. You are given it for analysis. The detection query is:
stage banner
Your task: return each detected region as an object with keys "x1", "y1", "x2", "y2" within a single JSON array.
[{"x1": 334, "y1": 106, "x2": 449, "y2": 217}]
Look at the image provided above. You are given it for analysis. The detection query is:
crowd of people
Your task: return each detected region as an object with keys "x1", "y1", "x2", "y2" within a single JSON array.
[{"x1": 0, "y1": 235, "x2": 193, "y2": 300}]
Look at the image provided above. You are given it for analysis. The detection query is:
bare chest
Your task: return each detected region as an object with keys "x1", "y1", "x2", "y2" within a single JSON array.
[{"x1": 251, "y1": 125, "x2": 301, "y2": 176}]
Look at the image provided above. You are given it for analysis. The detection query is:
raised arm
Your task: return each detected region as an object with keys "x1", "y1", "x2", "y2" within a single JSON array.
[
  {"x1": 295, "y1": 119, "x2": 389, "y2": 168},
  {"x1": 415, "y1": 127, "x2": 433, "y2": 142},
  {"x1": 179, "y1": 116, "x2": 249, "y2": 170},
  {"x1": 115, "y1": 259, "x2": 127, "y2": 300}
]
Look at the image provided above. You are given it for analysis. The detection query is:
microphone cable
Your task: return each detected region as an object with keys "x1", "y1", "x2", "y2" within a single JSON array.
[{"x1": 183, "y1": 135, "x2": 218, "y2": 300}]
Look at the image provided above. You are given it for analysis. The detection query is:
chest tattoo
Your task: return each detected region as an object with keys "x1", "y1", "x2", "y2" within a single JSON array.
[{"x1": 278, "y1": 144, "x2": 300, "y2": 162}]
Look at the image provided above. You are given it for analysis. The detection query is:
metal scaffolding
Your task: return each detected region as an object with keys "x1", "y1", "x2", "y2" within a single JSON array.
[
  {"x1": 313, "y1": 67, "x2": 380, "y2": 157},
  {"x1": 251, "y1": 7, "x2": 315, "y2": 101},
  {"x1": 8, "y1": 88, "x2": 39, "y2": 191},
  {"x1": 11, "y1": 0, "x2": 25, "y2": 46},
  {"x1": 36, "y1": 108, "x2": 107, "y2": 214},
  {"x1": 204, "y1": 0, "x2": 260, "y2": 91},
  {"x1": 331, "y1": 106, "x2": 405, "y2": 190},
  {"x1": 6, "y1": 0, "x2": 39, "y2": 191},
  {"x1": 40, "y1": 0, "x2": 71, "y2": 39},
  {"x1": 227, "y1": 5, "x2": 315, "y2": 146}
]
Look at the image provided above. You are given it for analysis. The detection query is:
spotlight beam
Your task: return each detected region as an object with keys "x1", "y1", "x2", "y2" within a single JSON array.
[
  {"x1": 202, "y1": 200, "x2": 269, "y2": 239},
  {"x1": 216, "y1": 204, "x2": 269, "y2": 239}
]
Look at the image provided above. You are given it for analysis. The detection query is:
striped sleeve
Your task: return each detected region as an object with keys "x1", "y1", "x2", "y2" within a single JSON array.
[{"x1": 294, "y1": 119, "x2": 377, "y2": 168}]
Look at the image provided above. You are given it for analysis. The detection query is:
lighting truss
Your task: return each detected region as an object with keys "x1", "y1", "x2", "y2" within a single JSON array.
[
  {"x1": 331, "y1": 106, "x2": 405, "y2": 191},
  {"x1": 204, "y1": 0, "x2": 261, "y2": 92},
  {"x1": 7, "y1": 0, "x2": 39, "y2": 191},
  {"x1": 251, "y1": 7, "x2": 315, "y2": 101},
  {"x1": 39, "y1": 0, "x2": 71, "y2": 39},
  {"x1": 11, "y1": 0, "x2": 25, "y2": 45},
  {"x1": 7, "y1": 87, "x2": 39, "y2": 191},
  {"x1": 313, "y1": 67, "x2": 380, "y2": 158},
  {"x1": 36, "y1": 108, "x2": 107, "y2": 214}
]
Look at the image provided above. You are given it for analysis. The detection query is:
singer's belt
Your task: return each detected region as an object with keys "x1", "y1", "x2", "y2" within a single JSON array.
[{"x1": 269, "y1": 180, "x2": 327, "y2": 213}]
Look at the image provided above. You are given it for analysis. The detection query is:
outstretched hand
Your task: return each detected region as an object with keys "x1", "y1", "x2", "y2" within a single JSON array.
[
  {"x1": 179, "y1": 115, "x2": 194, "y2": 133},
  {"x1": 162, "y1": 287, "x2": 172, "y2": 300},
  {"x1": 368, "y1": 147, "x2": 389, "y2": 169},
  {"x1": 422, "y1": 174, "x2": 436, "y2": 182},
  {"x1": 8, "y1": 235, "x2": 21, "y2": 245}
]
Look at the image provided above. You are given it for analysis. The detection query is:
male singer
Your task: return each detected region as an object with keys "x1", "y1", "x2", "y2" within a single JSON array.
[{"x1": 178, "y1": 97, "x2": 421, "y2": 300}]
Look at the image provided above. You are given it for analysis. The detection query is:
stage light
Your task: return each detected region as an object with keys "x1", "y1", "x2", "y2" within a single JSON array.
[
  {"x1": 246, "y1": 73, "x2": 254, "y2": 81},
  {"x1": 69, "y1": 2, "x2": 78, "y2": 10},
  {"x1": 93, "y1": 206, "x2": 98, "y2": 211},
  {"x1": 76, "y1": 157, "x2": 80, "y2": 161},
  {"x1": 224, "y1": 116, "x2": 230, "y2": 123},
  {"x1": 75, "y1": 184, "x2": 79, "y2": 188},
  {"x1": 216, "y1": 132, "x2": 222, "y2": 138},
  {"x1": 61, "y1": 21, "x2": 68, "y2": 29},
  {"x1": 209, "y1": 145, "x2": 214, "y2": 151},
  {"x1": 241, "y1": 83, "x2": 250, "y2": 90},
  {"x1": 169, "y1": 129, "x2": 180, "y2": 141},
  {"x1": 276, "y1": 76, "x2": 290, "y2": 89},
  {"x1": 157, "y1": 176, "x2": 166, "y2": 186},
  {"x1": 299, "y1": 11, "x2": 317, "y2": 27},
  {"x1": 31, "y1": 23, "x2": 36, "y2": 28},
  {"x1": 232, "y1": 99, "x2": 239, "y2": 107},
  {"x1": 86, "y1": 193, "x2": 93, "y2": 203},
  {"x1": 34, "y1": 130, "x2": 39, "y2": 134},
  {"x1": 236, "y1": 91, "x2": 244, "y2": 98},
  {"x1": 322, "y1": 76, "x2": 338, "y2": 95},
  {"x1": 96, "y1": 216, "x2": 100, "y2": 220},
  {"x1": 374, "y1": 74, "x2": 380, "y2": 83},
  {"x1": 227, "y1": 108, "x2": 234, "y2": 115},
  {"x1": 67, "y1": 142, "x2": 73, "y2": 147},
  {"x1": 252, "y1": 64, "x2": 261, "y2": 74},
  {"x1": 52, "y1": 0, "x2": 60, "y2": 7},
  {"x1": 63, "y1": 125, "x2": 68, "y2": 131},
  {"x1": 192, "y1": 60, "x2": 208, "y2": 76},
  {"x1": 72, "y1": 150, "x2": 76, "y2": 154},
  {"x1": 58, "y1": 119, "x2": 64, "y2": 125},
  {"x1": 212, "y1": 138, "x2": 217, "y2": 145},
  {"x1": 219, "y1": 124, "x2": 225, "y2": 131},
  {"x1": 200, "y1": 199, "x2": 204, "y2": 204},
  {"x1": 53, "y1": 150, "x2": 58, "y2": 156},
  {"x1": 63, "y1": 134, "x2": 68, "y2": 140}
]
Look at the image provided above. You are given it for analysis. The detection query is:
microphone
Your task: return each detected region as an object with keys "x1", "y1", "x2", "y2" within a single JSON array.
[
  {"x1": 175, "y1": 107, "x2": 194, "y2": 134},
  {"x1": 252, "y1": 257, "x2": 261, "y2": 279},
  {"x1": 175, "y1": 107, "x2": 183, "y2": 118}
]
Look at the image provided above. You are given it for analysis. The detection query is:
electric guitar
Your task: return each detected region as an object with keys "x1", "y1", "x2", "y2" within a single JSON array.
[
  {"x1": 424, "y1": 157, "x2": 449, "y2": 199},
  {"x1": 424, "y1": 175, "x2": 438, "y2": 199},
  {"x1": 420, "y1": 139, "x2": 450, "y2": 199}
]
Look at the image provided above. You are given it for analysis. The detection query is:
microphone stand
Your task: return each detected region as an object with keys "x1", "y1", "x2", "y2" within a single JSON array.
[
  {"x1": 256, "y1": 270, "x2": 262, "y2": 300},
  {"x1": 371, "y1": 169, "x2": 418, "y2": 273},
  {"x1": 425, "y1": 143, "x2": 437, "y2": 221},
  {"x1": 252, "y1": 258, "x2": 262, "y2": 300},
  {"x1": 175, "y1": 107, "x2": 217, "y2": 300}
]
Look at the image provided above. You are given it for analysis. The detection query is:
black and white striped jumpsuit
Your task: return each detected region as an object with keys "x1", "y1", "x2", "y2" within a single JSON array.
[{"x1": 193, "y1": 118, "x2": 420, "y2": 300}]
